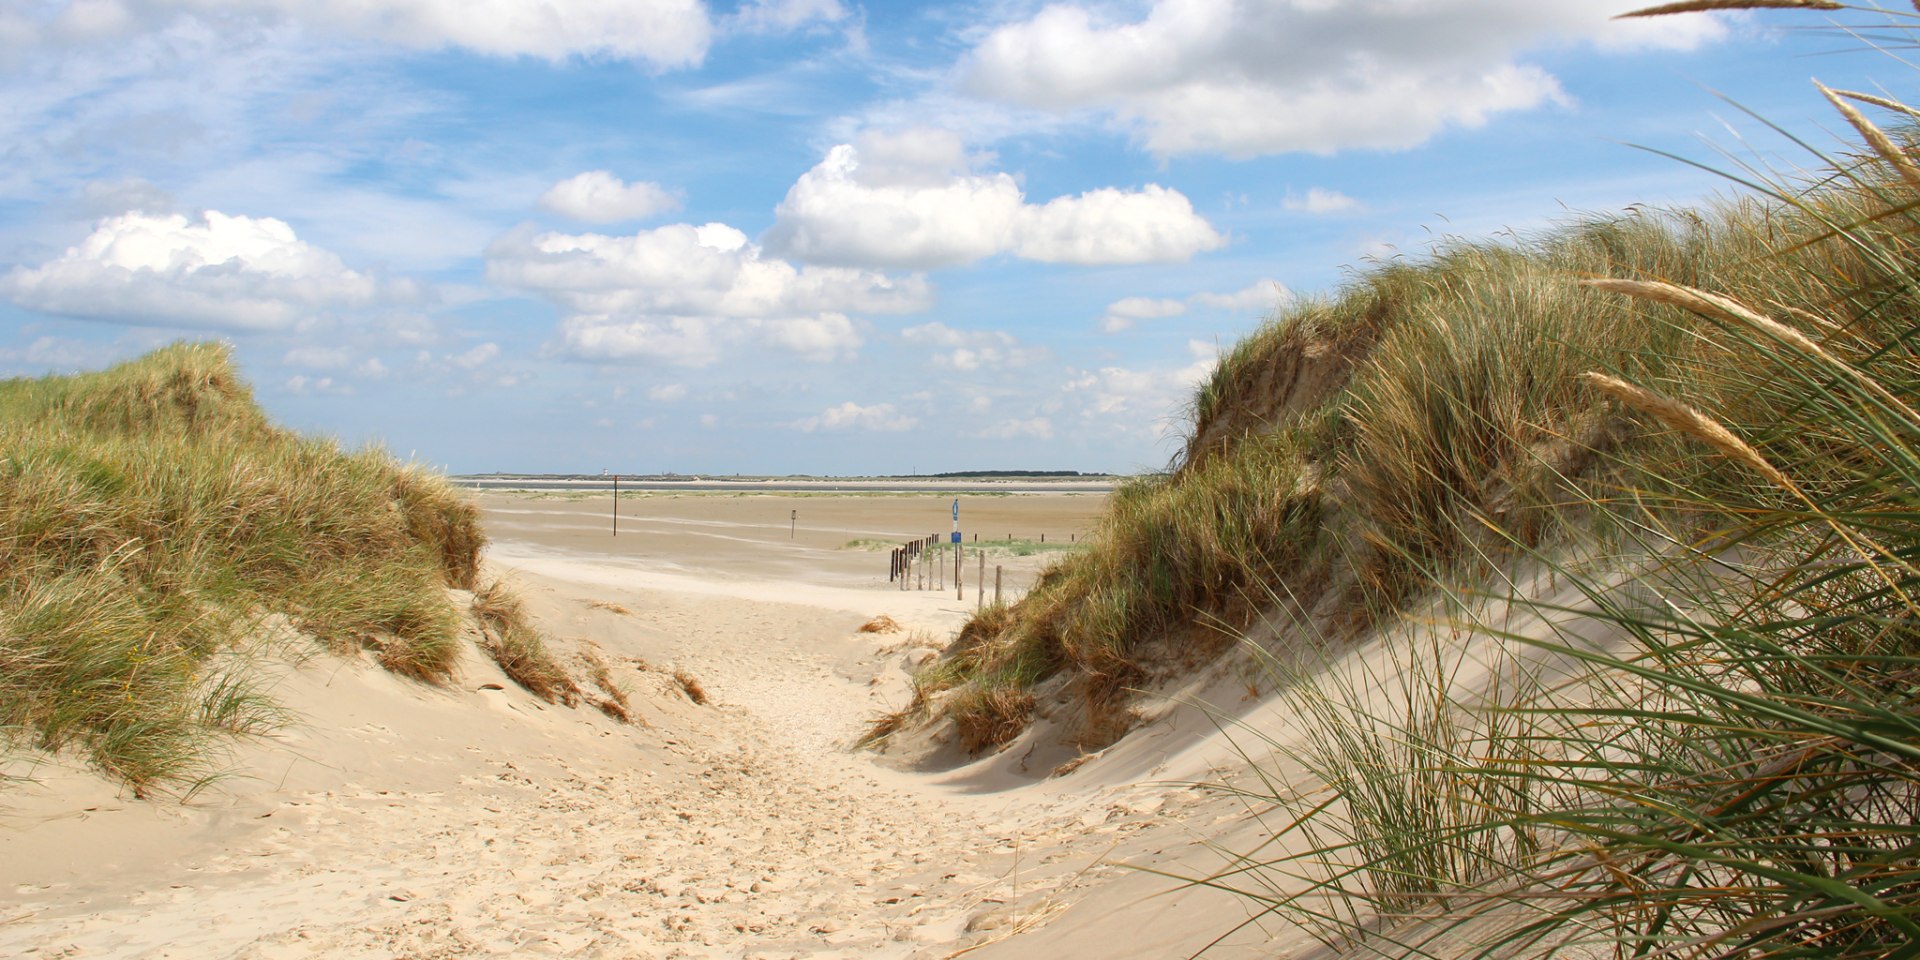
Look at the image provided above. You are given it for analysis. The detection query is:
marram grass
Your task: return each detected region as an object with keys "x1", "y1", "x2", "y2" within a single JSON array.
[
  {"x1": 1183, "y1": 4, "x2": 1920, "y2": 957},
  {"x1": 918, "y1": 0, "x2": 1920, "y2": 758},
  {"x1": 0, "y1": 342, "x2": 486, "y2": 795}
]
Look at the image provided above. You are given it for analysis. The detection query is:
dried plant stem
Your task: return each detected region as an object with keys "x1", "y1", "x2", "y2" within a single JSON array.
[
  {"x1": 1582, "y1": 371, "x2": 1914, "y2": 610},
  {"x1": 1578, "y1": 372, "x2": 1798, "y2": 493},
  {"x1": 1584, "y1": 278, "x2": 1920, "y2": 424},
  {"x1": 1830, "y1": 87, "x2": 1920, "y2": 122},
  {"x1": 1618, "y1": 0, "x2": 1842, "y2": 16},
  {"x1": 1818, "y1": 80, "x2": 1920, "y2": 191}
]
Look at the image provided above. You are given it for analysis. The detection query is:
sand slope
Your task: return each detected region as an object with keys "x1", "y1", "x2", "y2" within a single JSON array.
[{"x1": 1, "y1": 493, "x2": 1305, "y2": 958}]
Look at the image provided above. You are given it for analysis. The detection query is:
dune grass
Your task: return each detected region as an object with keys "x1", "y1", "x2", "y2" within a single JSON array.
[
  {"x1": 0, "y1": 342, "x2": 486, "y2": 795},
  {"x1": 471, "y1": 580, "x2": 580, "y2": 706},
  {"x1": 1181, "y1": 4, "x2": 1920, "y2": 955},
  {"x1": 917, "y1": 4, "x2": 1920, "y2": 755}
]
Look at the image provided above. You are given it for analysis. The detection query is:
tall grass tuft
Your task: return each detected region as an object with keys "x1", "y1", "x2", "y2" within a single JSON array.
[
  {"x1": 471, "y1": 580, "x2": 580, "y2": 705},
  {"x1": 0, "y1": 342, "x2": 487, "y2": 795},
  {"x1": 1196, "y1": 5, "x2": 1920, "y2": 955}
]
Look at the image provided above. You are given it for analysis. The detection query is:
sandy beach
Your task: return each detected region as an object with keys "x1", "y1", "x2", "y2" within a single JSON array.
[{"x1": 0, "y1": 489, "x2": 1298, "y2": 959}]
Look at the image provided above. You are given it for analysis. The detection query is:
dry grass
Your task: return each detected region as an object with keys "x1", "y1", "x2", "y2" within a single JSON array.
[
  {"x1": 1194, "y1": 6, "x2": 1920, "y2": 956},
  {"x1": 471, "y1": 581, "x2": 581, "y2": 706},
  {"x1": 858, "y1": 614, "x2": 902, "y2": 634},
  {"x1": 924, "y1": 132, "x2": 1920, "y2": 749},
  {"x1": 672, "y1": 668, "x2": 709, "y2": 705},
  {"x1": 587, "y1": 599, "x2": 632, "y2": 616},
  {"x1": 579, "y1": 647, "x2": 636, "y2": 724},
  {"x1": 0, "y1": 343, "x2": 485, "y2": 793}
]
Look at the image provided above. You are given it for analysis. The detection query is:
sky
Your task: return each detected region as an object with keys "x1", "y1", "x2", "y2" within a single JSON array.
[{"x1": 0, "y1": 1, "x2": 1907, "y2": 476}]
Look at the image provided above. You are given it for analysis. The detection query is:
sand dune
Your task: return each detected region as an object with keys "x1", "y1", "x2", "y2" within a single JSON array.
[{"x1": 1, "y1": 492, "x2": 1294, "y2": 958}]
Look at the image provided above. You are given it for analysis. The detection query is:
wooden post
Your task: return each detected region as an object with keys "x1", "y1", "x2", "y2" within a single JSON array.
[
  {"x1": 790, "y1": 509, "x2": 796, "y2": 539},
  {"x1": 977, "y1": 552, "x2": 985, "y2": 610},
  {"x1": 612, "y1": 473, "x2": 618, "y2": 536},
  {"x1": 955, "y1": 542, "x2": 962, "y2": 601},
  {"x1": 995, "y1": 565, "x2": 1002, "y2": 606}
]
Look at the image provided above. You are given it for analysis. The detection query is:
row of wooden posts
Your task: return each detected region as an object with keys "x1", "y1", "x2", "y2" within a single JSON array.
[{"x1": 889, "y1": 535, "x2": 1002, "y2": 607}]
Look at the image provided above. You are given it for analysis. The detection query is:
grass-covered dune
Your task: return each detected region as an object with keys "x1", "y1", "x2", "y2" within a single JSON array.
[
  {"x1": 898, "y1": 9, "x2": 1920, "y2": 759},
  {"x1": 897, "y1": 3, "x2": 1920, "y2": 953},
  {"x1": 0, "y1": 343, "x2": 543, "y2": 795}
]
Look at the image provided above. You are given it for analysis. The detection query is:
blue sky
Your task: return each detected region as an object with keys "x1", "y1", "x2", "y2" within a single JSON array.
[{"x1": 0, "y1": 1, "x2": 1905, "y2": 475}]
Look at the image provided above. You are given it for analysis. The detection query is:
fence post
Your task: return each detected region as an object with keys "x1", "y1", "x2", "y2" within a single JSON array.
[
  {"x1": 977, "y1": 552, "x2": 985, "y2": 610},
  {"x1": 955, "y1": 542, "x2": 963, "y2": 601},
  {"x1": 995, "y1": 566, "x2": 1002, "y2": 606}
]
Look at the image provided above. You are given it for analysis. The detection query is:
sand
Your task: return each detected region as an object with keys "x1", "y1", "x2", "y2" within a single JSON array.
[{"x1": 0, "y1": 490, "x2": 1305, "y2": 959}]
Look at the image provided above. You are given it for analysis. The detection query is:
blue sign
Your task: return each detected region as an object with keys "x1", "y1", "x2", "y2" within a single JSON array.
[
  {"x1": 951, "y1": 532, "x2": 962, "y2": 543},
  {"x1": 952, "y1": 499, "x2": 960, "y2": 521}
]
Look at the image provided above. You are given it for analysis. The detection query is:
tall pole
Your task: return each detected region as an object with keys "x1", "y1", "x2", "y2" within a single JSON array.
[{"x1": 612, "y1": 473, "x2": 619, "y2": 536}]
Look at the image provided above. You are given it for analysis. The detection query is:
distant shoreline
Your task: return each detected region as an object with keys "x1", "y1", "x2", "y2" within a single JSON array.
[{"x1": 451, "y1": 476, "x2": 1121, "y2": 494}]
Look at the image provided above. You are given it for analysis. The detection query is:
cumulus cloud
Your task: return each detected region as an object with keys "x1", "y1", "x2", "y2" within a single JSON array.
[
  {"x1": 962, "y1": 0, "x2": 1730, "y2": 158},
  {"x1": 1098, "y1": 279, "x2": 1285, "y2": 333},
  {"x1": 19, "y1": 0, "x2": 713, "y2": 67},
  {"x1": 765, "y1": 312, "x2": 863, "y2": 362},
  {"x1": 648, "y1": 383, "x2": 688, "y2": 402},
  {"x1": 766, "y1": 132, "x2": 1224, "y2": 269},
  {"x1": 1284, "y1": 187, "x2": 1361, "y2": 214},
  {"x1": 488, "y1": 221, "x2": 927, "y2": 366},
  {"x1": 795, "y1": 401, "x2": 918, "y2": 433},
  {"x1": 540, "y1": 171, "x2": 680, "y2": 224},
  {"x1": 900, "y1": 322, "x2": 1047, "y2": 370},
  {"x1": 1, "y1": 210, "x2": 396, "y2": 330}
]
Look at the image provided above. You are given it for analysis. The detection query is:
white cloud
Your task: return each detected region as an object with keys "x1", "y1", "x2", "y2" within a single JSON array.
[
  {"x1": 900, "y1": 322, "x2": 1047, "y2": 370},
  {"x1": 1190, "y1": 279, "x2": 1286, "y2": 312},
  {"x1": 1, "y1": 210, "x2": 394, "y2": 331},
  {"x1": 283, "y1": 373, "x2": 350, "y2": 396},
  {"x1": 1098, "y1": 295, "x2": 1186, "y2": 333},
  {"x1": 1284, "y1": 187, "x2": 1361, "y2": 214},
  {"x1": 766, "y1": 134, "x2": 1224, "y2": 269},
  {"x1": 1016, "y1": 185, "x2": 1225, "y2": 264},
  {"x1": 1063, "y1": 340, "x2": 1221, "y2": 440},
  {"x1": 1099, "y1": 280, "x2": 1285, "y2": 333},
  {"x1": 488, "y1": 221, "x2": 926, "y2": 366},
  {"x1": 22, "y1": 0, "x2": 713, "y2": 67},
  {"x1": 450, "y1": 342, "x2": 500, "y2": 370},
  {"x1": 648, "y1": 383, "x2": 688, "y2": 402},
  {"x1": 765, "y1": 312, "x2": 863, "y2": 362},
  {"x1": 795, "y1": 401, "x2": 918, "y2": 433},
  {"x1": 540, "y1": 171, "x2": 680, "y2": 224},
  {"x1": 962, "y1": 0, "x2": 1730, "y2": 158}
]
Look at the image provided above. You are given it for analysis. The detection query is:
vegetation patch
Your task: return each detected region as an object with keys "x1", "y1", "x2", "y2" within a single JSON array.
[
  {"x1": 0, "y1": 343, "x2": 487, "y2": 795},
  {"x1": 471, "y1": 581, "x2": 580, "y2": 706}
]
